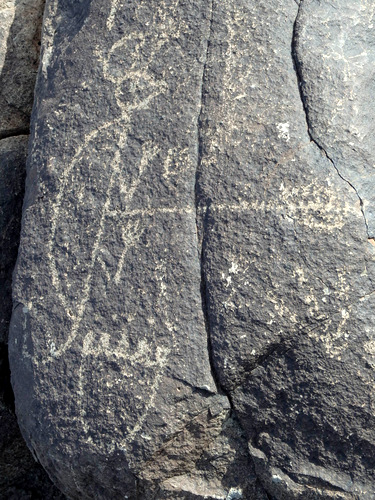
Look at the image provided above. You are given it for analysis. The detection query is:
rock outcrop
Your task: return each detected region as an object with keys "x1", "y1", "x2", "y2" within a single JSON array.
[
  {"x1": 0, "y1": 0, "x2": 65, "y2": 497},
  {"x1": 8, "y1": 0, "x2": 375, "y2": 499}
]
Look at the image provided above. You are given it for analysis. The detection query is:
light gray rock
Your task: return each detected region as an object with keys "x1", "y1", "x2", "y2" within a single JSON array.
[{"x1": 0, "y1": 0, "x2": 45, "y2": 137}]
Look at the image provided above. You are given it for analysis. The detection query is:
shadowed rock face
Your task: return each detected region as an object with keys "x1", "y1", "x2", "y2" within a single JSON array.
[
  {"x1": 8, "y1": 0, "x2": 375, "y2": 499},
  {"x1": 0, "y1": 137, "x2": 27, "y2": 345},
  {"x1": 0, "y1": 1, "x2": 66, "y2": 497}
]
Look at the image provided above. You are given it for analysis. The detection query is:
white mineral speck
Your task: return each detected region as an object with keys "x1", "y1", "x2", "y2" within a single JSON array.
[{"x1": 277, "y1": 122, "x2": 290, "y2": 142}]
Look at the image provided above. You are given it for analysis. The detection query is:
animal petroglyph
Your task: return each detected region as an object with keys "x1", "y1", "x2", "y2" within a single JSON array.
[{"x1": 42, "y1": 1, "x2": 200, "y2": 454}]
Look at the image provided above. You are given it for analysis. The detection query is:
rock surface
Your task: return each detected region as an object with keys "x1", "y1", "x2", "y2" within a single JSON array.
[
  {"x1": 10, "y1": 0, "x2": 262, "y2": 498},
  {"x1": 0, "y1": 0, "x2": 65, "y2": 498},
  {"x1": 9, "y1": 0, "x2": 375, "y2": 499},
  {"x1": 0, "y1": 0, "x2": 45, "y2": 137},
  {"x1": 0, "y1": 138, "x2": 65, "y2": 499},
  {"x1": 0, "y1": 137, "x2": 27, "y2": 345},
  {"x1": 201, "y1": 0, "x2": 375, "y2": 498}
]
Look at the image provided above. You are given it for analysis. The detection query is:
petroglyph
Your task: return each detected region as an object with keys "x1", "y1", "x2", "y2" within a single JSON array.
[
  {"x1": 37, "y1": 3, "x2": 198, "y2": 459},
  {"x1": 46, "y1": 14, "x2": 169, "y2": 360},
  {"x1": 10, "y1": 1, "x2": 375, "y2": 498},
  {"x1": 44, "y1": 0, "x2": 202, "y2": 368},
  {"x1": 77, "y1": 264, "x2": 174, "y2": 452},
  {"x1": 28, "y1": 0, "x2": 220, "y2": 468},
  {"x1": 207, "y1": 180, "x2": 358, "y2": 233}
]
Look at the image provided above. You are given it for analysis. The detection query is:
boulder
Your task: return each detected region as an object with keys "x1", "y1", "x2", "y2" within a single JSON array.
[
  {"x1": 10, "y1": 0, "x2": 263, "y2": 498},
  {"x1": 10, "y1": 0, "x2": 375, "y2": 498},
  {"x1": 200, "y1": 1, "x2": 375, "y2": 498}
]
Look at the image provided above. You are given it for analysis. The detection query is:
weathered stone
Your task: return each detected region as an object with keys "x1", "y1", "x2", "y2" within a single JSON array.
[
  {"x1": 198, "y1": 0, "x2": 375, "y2": 498},
  {"x1": 0, "y1": 1, "x2": 66, "y2": 497},
  {"x1": 9, "y1": 0, "x2": 375, "y2": 499},
  {"x1": 0, "y1": 0, "x2": 45, "y2": 137},
  {"x1": 10, "y1": 1, "x2": 257, "y2": 498}
]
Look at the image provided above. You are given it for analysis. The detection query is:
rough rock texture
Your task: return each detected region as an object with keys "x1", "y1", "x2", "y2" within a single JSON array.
[
  {"x1": 0, "y1": 137, "x2": 27, "y2": 344},
  {"x1": 10, "y1": 1, "x2": 262, "y2": 498},
  {"x1": 9, "y1": 0, "x2": 375, "y2": 499},
  {"x1": 0, "y1": 0, "x2": 45, "y2": 138},
  {"x1": 200, "y1": 0, "x2": 375, "y2": 498},
  {"x1": 0, "y1": 0, "x2": 65, "y2": 498},
  {"x1": 0, "y1": 140, "x2": 65, "y2": 499}
]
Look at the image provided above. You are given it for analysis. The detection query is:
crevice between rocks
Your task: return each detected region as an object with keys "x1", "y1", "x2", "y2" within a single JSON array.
[
  {"x1": 169, "y1": 373, "x2": 216, "y2": 397},
  {"x1": 194, "y1": 0, "x2": 244, "y2": 421},
  {"x1": 194, "y1": 5, "x2": 270, "y2": 497},
  {"x1": 195, "y1": 0, "x2": 222, "y2": 398},
  {"x1": 0, "y1": 127, "x2": 30, "y2": 141},
  {"x1": 291, "y1": 0, "x2": 370, "y2": 240}
]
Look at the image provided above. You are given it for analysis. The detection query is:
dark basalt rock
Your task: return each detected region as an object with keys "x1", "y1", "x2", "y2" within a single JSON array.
[
  {"x1": 0, "y1": 136, "x2": 65, "y2": 499},
  {"x1": 9, "y1": 0, "x2": 375, "y2": 499},
  {"x1": 199, "y1": 0, "x2": 375, "y2": 498},
  {"x1": 0, "y1": 1, "x2": 66, "y2": 498},
  {"x1": 10, "y1": 1, "x2": 259, "y2": 498},
  {"x1": 0, "y1": 137, "x2": 27, "y2": 345}
]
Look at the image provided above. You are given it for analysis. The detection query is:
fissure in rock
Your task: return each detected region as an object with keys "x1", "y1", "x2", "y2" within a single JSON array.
[
  {"x1": 291, "y1": 0, "x2": 370, "y2": 239},
  {"x1": 0, "y1": 127, "x2": 30, "y2": 141},
  {"x1": 195, "y1": 0, "x2": 223, "y2": 396}
]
